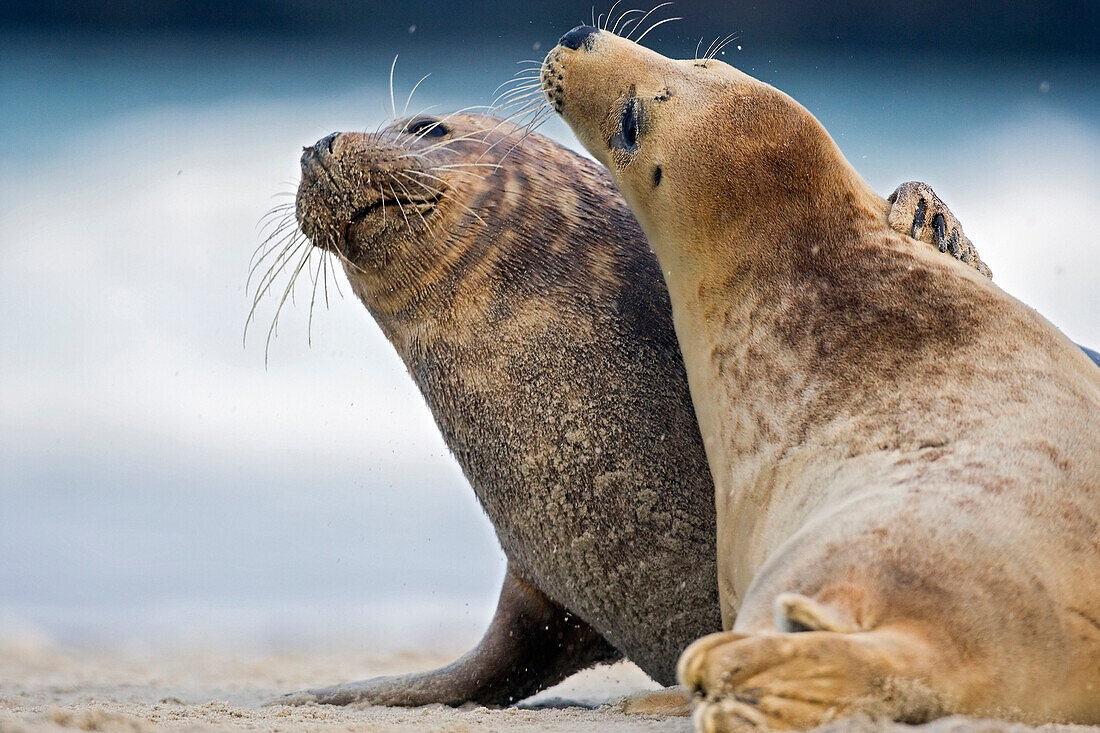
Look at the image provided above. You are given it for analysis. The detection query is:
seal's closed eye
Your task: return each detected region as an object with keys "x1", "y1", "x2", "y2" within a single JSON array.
[
  {"x1": 405, "y1": 118, "x2": 449, "y2": 138},
  {"x1": 612, "y1": 97, "x2": 640, "y2": 153}
]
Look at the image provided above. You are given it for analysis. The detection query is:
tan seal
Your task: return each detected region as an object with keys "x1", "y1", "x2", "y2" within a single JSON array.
[
  {"x1": 257, "y1": 107, "x2": 997, "y2": 709},
  {"x1": 544, "y1": 25, "x2": 1100, "y2": 729}
]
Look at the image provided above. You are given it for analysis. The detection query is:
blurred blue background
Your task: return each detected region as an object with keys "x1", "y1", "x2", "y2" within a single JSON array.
[{"x1": 1, "y1": 1, "x2": 1098, "y2": 653}]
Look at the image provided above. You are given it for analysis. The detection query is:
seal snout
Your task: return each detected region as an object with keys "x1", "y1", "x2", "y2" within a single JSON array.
[
  {"x1": 559, "y1": 25, "x2": 599, "y2": 51},
  {"x1": 299, "y1": 131, "x2": 344, "y2": 182}
]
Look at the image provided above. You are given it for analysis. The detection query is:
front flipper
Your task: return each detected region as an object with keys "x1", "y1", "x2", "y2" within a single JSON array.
[
  {"x1": 888, "y1": 182, "x2": 1100, "y2": 369},
  {"x1": 271, "y1": 564, "x2": 619, "y2": 707},
  {"x1": 888, "y1": 181, "x2": 992, "y2": 278},
  {"x1": 620, "y1": 686, "x2": 693, "y2": 716}
]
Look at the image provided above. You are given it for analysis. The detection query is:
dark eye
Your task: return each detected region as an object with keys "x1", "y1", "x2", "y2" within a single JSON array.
[
  {"x1": 405, "y1": 118, "x2": 448, "y2": 138},
  {"x1": 623, "y1": 101, "x2": 638, "y2": 147},
  {"x1": 611, "y1": 98, "x2": 640, "y2": 152}
]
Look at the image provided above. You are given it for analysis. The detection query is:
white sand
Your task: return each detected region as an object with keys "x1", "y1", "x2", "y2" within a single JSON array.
[
  {"x1": 2, "y1": 637, "x2": 1097, "y2": 733},
  {"x1": 0, "y1": 635, "x2": 681, "y2": 732}
]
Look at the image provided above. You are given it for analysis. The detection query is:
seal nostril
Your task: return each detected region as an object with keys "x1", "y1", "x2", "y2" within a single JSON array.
[
  {"x1": 559, "y1": 25, "x2": 599, "y2": 51},
  {"x1": 319, "y1": 132, "x2": 339, "y2": 155}
]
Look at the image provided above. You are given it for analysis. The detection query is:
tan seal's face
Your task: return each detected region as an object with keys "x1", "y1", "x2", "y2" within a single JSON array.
[{"x1": 543, "y1": 27, "x2": 829, "y2": 253}]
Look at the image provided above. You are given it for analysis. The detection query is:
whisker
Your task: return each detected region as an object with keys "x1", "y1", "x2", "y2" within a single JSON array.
[
  {"x1": 612, "y1": 7, "x2": 644, "y2": 34},
  {"x1": 600, "y1": 1, "x2": 622, "y2": 31},
  {"x1": 244, "y1": 235, "x2": 307, "y2": 345},
  {"x1": 708, "y1": 33, "x2": 740, "y2": 61},
  {"x1": 469, "y1": 106, "x2": 549, "y2": 164},
  {"x1": 494, "y1": 74, "x2": 543, "y2": 90},
  {"x1": 492, "y1": 83, "x2": 545, "y2": 105},
  {"x1": 401, "y1": 170, "x2": 488, "y2": 229},
  {"x1": 326, "y1": 247, "x2": 344, "y2": 299},
  {"x1": 258, "y1": 202, "x2": 295, "y2": 224},
  {"x1": 622, "y1": 2, "x2": 672, "y2": 40},
  {"x1": 387, "y1": 182, "x2": 413, "y2": 230},
  {"x1": 248, "y1": 227, "x2": 303, "y2": 294},
  {"x1": 492, "y1": 70, "x2": 542, "y2": 97},
  {"x1": 250, "y1": 222, "x2": 299, "y2": 276},
  {"x1": 703, "y1": 33, "x2": 725, "y2": 61},
  {"x1": 492, "y1": 88, "x2": 547, "y2": 111},
  {"x1": 410, "y1": 166, "x2": 485, "y2": 187},
  {"x1": 263, "y1": 243, "x2": 315, "y2": 367},
  {"x1": 255, "y1": 213, "x2": 297, "y2": 252},
  {"x1": 306, "y1": 246, "x2": 325, "y2": 347},
  {"x1": 391, "y1": 177, "x2": 434, "y2": 232},
  {"x1": 257, "y1": 209, "x2": 298, "y2": 240},
  {"x1": 402, "y1": 72, "x2": 432, "y2": 118},
  {"x1": 388, "y1": 54, "x2": 399, "y2": 119},
  {"x1": 321, "y1": 246, "x2": 332, "y2": 309},
  {"x1": 478, "y1": 105, "x2": 553, "y2": 167},
  {"x1": 633, "y1": 14, "x2": 682, "y2": 44},
  {"x1": 490, "y1": 85, "x2": 545, "y2": 107},
  {"x1": 325, "y1": 232, "x2": 365, "y2": 276},
  {"x1": 249, "y1": 232, "x2": 305, "y2": 311},
  {"x1": 433, "y1": 162, "x2": 502, "y2": 171}
]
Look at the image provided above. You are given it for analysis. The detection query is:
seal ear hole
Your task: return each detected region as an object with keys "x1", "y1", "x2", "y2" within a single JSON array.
[
  {"x1": 405, "y1": 118, "x2": 449, "y2": 138},
  {"x1": 653, "y1": 165, "x2": 662, "y2": 187}
]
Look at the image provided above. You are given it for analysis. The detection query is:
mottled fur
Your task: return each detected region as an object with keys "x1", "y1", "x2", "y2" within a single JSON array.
[{"x1": 546, "y1": 27, "x2": 1100, "y2": 730}]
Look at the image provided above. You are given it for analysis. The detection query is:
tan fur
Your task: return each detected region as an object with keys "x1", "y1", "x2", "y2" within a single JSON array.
[{"x1": 545, "y1": 28, "x2": 1100, "y2": 729}]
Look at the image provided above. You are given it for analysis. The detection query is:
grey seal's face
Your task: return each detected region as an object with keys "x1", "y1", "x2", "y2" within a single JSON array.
[
  {"x1": 543, "y1": 27, "x2": 818, "y2": 250},
  {"x1": 295, "y1": 113, "x2": 513, "y2": 268}
]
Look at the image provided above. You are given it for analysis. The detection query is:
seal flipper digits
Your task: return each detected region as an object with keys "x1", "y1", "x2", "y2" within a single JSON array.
[
  {"x1": 888, "y1": 181, "x2": 991, "y2": 277},
  {"x1": 273, "y1": 565, "x2": 618, "y2": 707},
  {"x1": 889, "y1": 181, "x2": 1100, "y2": 366}
]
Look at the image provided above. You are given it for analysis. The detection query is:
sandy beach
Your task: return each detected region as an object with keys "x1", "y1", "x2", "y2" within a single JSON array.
[{"x1": 3, "y1": 635, "x2": 1098, "y2": 733}]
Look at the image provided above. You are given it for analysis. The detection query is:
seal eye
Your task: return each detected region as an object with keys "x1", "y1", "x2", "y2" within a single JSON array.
[
  {"x1": 610, "y1": 98, "x2": 641, "y2": 153},
  {"x1": 406, "y1": 118, "x2": 448, "y2": 138}
]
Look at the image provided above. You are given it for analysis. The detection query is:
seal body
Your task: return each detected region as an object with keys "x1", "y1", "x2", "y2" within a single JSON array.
[
  {"x1": 545, "y1": 27, "x2": 1100, "y2": 729},
  {"x1": 285, "y1": 114, "x2": 721, "y2": 701},
  {"x1": 272, "y1": 112, "x2": 1008, "y2": 708}
]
